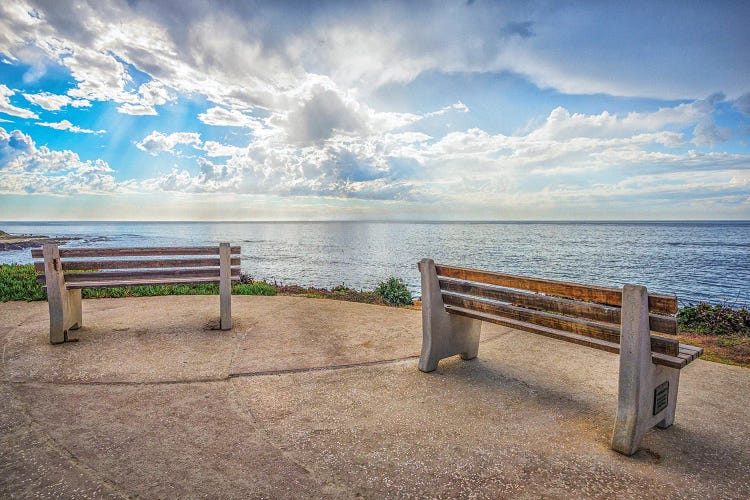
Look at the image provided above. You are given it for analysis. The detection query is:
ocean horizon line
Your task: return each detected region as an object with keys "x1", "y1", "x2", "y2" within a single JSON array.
[{"x1": 3, "y1": 219, "x2": 750, "y2": 225}]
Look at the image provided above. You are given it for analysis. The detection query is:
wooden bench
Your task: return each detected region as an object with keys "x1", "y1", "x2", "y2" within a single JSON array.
[
  {"x1": 32, "y1": 243, "x2": 241, "y2": 344},
  {"x1": 417, "y1": 259, "x2": 703, "y2": 456}
]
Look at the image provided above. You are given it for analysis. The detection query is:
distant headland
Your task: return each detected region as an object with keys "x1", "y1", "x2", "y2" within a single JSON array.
[{"x1": 0, "y1": 229, "x2": 78, "y2": 251}]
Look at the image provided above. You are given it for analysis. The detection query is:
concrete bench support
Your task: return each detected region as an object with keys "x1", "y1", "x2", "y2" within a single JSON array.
[
  {"x1": 611, "y1": 284, "x2": 681, "y2": 455},
  {"x1": 417, "y1": 258, "x2": 481, "y2": 372},
  {"x1": 42, "y1": 243, "x2": 81, "y2": 344},
  {"x1": 219, "y1": 242, "x2": 232, "y2": 330}
]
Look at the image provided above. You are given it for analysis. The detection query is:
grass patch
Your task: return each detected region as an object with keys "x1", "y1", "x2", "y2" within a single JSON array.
[
  {"x1": 0, "y1": 264, "x2": 46, "y2": 301},
  {"x1": 0, "y1": 263, "x2": 277, "y2": 301},
  {"x1": 276, "y1": 283, "x2": 386, "y2": 305},
  {"x1": 676, "y1": 303, "x2": 749, "y2": 367},
  {"x1": 678, "y1": 333, "x2": 750, "y2": 368}
]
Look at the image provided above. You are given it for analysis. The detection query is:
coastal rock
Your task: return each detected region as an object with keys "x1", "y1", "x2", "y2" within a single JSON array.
[{"x1": 0, "y1": 229, "x2": 77, "y2": 251}]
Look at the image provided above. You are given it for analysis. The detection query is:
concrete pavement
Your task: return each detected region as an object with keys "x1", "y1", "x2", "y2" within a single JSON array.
[{"x1": 1, "y1": 296, "x2": 748, "y2": 498}]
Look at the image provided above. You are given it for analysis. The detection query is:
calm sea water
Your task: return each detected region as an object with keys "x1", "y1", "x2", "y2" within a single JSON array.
[{"x1": 1, "y1": 221, "x2": 748, "y2": 307}]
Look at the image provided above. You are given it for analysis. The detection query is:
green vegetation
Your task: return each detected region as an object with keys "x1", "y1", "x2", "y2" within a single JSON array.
[
  {"x1": 677, "y1": 302, "x2": 750, "y2": 368},
  {"x1": 275, "y1": 283, "x2": 384, "y2": 304},
  {"x1": 0, "y1": 264, "x2": 413, "y2": 307},
  {"x1": 0, "y1": 264, "x2": 47, "y2": 302},
  {"x1": 0, "y1": 264, "x2": 276, "y2": 302},
  {"x1": 375, "y1": 277, "x2": 413, "y2": 306},
  {"x1": 677, "y1": 303, "x2": 749, "y2": 336}
]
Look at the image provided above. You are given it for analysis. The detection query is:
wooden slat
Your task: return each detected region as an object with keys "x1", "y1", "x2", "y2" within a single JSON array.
[
  {"x1": 435, "y1": 264, "x2": 677, "y2": 315},
  {"x1": 438, "y1": 278, "x2": 677, "y2": 334},
  {"x1": 38, "y1": 268, "x2": 240, "y2": 284},
  {"x1": 31, "y1": 246, "x2": 241, "y2": 258},
  {"x1": 34, "y1": 258, "x2": 240, "y2": 272},
  {"x1": 678, "y1": 344, "x2": 703, "y2": 362},
  {"x1": 445, "y1": 305, "x2": 688, "y2": 369},
  {"x1": 58, "y1": 276, "x2": 240, "y2": 289},
  {"x1": 442, "y1": 293, "x2": 679, "y2": 356}
]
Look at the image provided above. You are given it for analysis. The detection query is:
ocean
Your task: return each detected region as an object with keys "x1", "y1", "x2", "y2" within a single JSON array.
[{"x1": 1, "y1": 221, "x2": 748, "y2": 307}]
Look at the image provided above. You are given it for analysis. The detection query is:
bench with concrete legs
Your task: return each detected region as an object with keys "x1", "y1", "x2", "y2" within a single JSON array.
[
  {"x1": 416, "y1": 258, "x2": 703, "y2": 456},
  {"x1": 32, "y1": 243, "x2": 241, "y2": 344}
]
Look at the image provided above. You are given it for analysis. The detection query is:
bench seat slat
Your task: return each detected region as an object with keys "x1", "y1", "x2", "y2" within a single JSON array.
[
  {"x1": 439, "y1": 277, "x2": 677, "y2": 334},
  {"x1": 34, "y1": 258, "x2": 241, "y2": 272},
  {"x1": 435, "y1": 264, "x2": 677, "y2": 315},
  {"x1": 38, "y1": 268, "x2": 240, "y2": 284},
  {"x1": 31, "y1": 246, "x2": 241, "y2": 258},
  {"x1": 442, "y1": 292, "x2": 679, "y2": 356},
  {"x1": 445, "y1": 305, "x2": 692, "y2": 369},
  {"x1": 58, "y1": 276, "x2": 241, "y2": 289},
  {"x1": 679, "y1": 344, "x2": 704, "y2": 361}
]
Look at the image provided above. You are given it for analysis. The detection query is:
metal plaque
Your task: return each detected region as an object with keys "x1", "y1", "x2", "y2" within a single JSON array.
[{"x1": 653, "y1": 381, "x2": 669, "y2": 415}]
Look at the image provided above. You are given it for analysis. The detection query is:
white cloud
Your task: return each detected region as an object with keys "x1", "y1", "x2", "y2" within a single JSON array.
[
  {"x1": 23, "y1": 91, "x2": 90, "y2": 110},
  {"x1": 202, "y1": 141, "x2": 247, "y2": 157},
  {"x1": 126, "y1": 98, "x2": 750, "y2": 209},
  {"x1": 135, "y1": 130, "x2": 202, "y2": 156},
  {"x1": 425, "y1": 101, "x2": 470, "y2": 118},
  {"x1": 198, "y1": 106, "x2": 261, "y2": 128},
  {"x1": 117, "y1": 81, "x2": 174, "y2": 115},
  {"x1": 0, "y1": 0, "x2": 748, "y2": 113},
  {"x1": 36, "y1": 119, "x2": 105, "y2": 134},
  {"x1": 0, "y1": 84, "x2": 38, "y2": 119},
  {"x1": 0, "y1": 2, "x2": 747, "y2": 217},
  {"x1": 0, "y1": 126, "x2": 118, "y2": 194}
]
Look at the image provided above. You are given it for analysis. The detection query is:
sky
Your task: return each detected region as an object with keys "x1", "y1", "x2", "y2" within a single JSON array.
[{"x1": 0, "y1": 0, "x2": 749, "y2": 221}]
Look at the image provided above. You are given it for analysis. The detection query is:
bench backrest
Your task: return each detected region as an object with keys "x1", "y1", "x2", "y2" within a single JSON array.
[
  {"x1": 32, "y1": 245, "x2": 241, "y2": 288},
  {"x1": 424, "y1": 262, "x2": 687, "y2": 364}
]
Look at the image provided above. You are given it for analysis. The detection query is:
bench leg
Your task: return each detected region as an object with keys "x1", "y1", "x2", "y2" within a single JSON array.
[
  {"x1": 66, "y1": 289, "x2": 82, "y2": 341},
  {"x1": 47, "y1": 289, "x2": 67, "y2": 345},
  {"x1": 219, "y1": 242, "x2": 232, "y2": 330},
  {"x1": 417, "y1": 259, "x2": 482, "y2": 372},
  {"x1": 611, "y1": 284, "x2": 681, "y2": 455},
  {"x1": 43, "y1": 244, "x2": 79, "y2": 344}
]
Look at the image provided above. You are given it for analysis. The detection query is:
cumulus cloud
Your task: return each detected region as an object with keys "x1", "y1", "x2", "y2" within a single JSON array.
[
  {"x1": 23, "y1": 91, "x2": 91, "y2": 110},
  {"x1": 117, "y1": 81, "x2": 175, "y2": 115},
  {"x1": 0, "y1": 0, "x2": 747, "y2": 116},
  {"x1": 0, "y1": 126, "x2": 118, "y2": 194},
  {"x1": 0, "y1": 84, "x2": 38, "y2": 119},
  {"x1": 36, "y1": 119, "x2": 105, "y2": 134},
  {"x1": 198, "y1": 106, "x2": 261, "y2": 128},
  {"x1": 0, "y1": 1, "x2": 747, "y2": 216},
  {"x1": 136, "y1": 130, "x2": 202, "y2": 156},
  {"x1": 129, "y1": 99, "x2": 750, "y2": 208}
]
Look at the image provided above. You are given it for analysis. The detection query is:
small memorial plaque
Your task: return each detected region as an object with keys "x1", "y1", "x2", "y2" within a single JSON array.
[{"x1": 653, "y1": 381, "x2": 669, "y2": 415}]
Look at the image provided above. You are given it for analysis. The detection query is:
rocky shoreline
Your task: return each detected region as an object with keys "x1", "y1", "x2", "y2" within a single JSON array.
[{"x1": 0, "y1": 229, "x2": 78, "y2": 251}]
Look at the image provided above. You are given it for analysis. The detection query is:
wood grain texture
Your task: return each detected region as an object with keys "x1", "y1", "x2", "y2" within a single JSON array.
[
  {"x1": 438, "y1": 277, "x2": 677, "y2": 334},
  {"x1": 34, "y1": 258, "x2": 240, "y2": 272},
  {"x1": 435, "y1": 264, "x2": 677, "y2": 315},
  {"x1": 445, "y1": 305, "x2": 690, "y2": 369},
  {"x1": 31, "y1": 246, "x2": 241, "y2": 258},
  {"x1": 38, "y1": 267, "x2": 240, "y2": 284},
  {"x1": 442, "y1": 293, "x2": 679, "y2": 356},
  {"x1": 53, "y1": 276, "x2": 240, "y2": 289}
]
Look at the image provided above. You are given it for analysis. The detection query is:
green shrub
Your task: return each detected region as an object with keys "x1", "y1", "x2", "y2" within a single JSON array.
[
  {"x1": 375, "y1": 277, "x2": 413, "y2": 306},
  {"x1": 0, "y1": 264, "x2": 277, "y2": 301},
  {"x1": 0, "y1": 264, "x2": 46, "y2": 301},
  {"x1": 678, "y1": 303, "x2": 750, "y2": 336}
]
